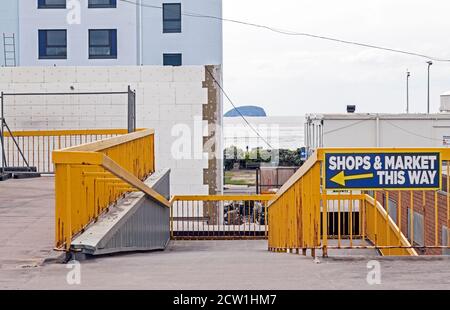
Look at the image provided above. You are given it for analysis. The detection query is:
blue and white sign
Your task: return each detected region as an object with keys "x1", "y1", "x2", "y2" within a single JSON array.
[
  {"x1": 325, "y1": 152, "x2": 441, "y2": 190},
  {"x1": 300, "y1": 147, "x2": 307, "y2": 161}
]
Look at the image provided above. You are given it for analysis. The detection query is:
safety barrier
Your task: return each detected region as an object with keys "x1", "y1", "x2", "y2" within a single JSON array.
[
  {"x1": 170, "y1": 195, "x2": 275, "y2": 240},
  {"x1": 4, "y1": 129, "x2": 128, "y2": 173},
  {"x1": 53, "y1": 129, "x2": 170, "y2": 250},
  {"x1": 268, "y1": 148, "x2": 450, "y2": 257}
]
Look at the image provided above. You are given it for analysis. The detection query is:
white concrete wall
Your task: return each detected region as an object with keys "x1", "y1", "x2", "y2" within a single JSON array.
[
  {"x1": 0, "y1": 65, "x2": 220, "y2": 195},
  {"x1": 141, "y1": 0, "x2": 223, "y2": 66},
  {"x1": 18, "y1": 0, "x2": 138, "y2": 66},
  {"x1": 0, "y1": 0, "x2": 19, "y2": 67}
]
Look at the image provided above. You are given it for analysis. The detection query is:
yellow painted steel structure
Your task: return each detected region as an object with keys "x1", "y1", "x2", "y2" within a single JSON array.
[
  {"x1": 52, "y1": 129, "x2": 170, "y2": 250},
  {"x1": 268, "y1": 148, "x2": 450, "y2": 257},
  {"x1": 4, "y1": 129, "x2": 130, "y2": 173},
  {"x1": 170, "y1": 194, "x2": 275, "y2": 240}
]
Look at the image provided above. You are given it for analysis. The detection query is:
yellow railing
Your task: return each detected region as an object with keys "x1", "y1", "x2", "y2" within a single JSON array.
[
  {"x1": 268, "y1": 148, "x2": 450, "y2": 257},
  {"x1": 268, "y1": 153, "x2": 322, "y2": 254},
  {"x1": 4, "y1": 129, "x2": 129, "y2": 173},
  {"x1": 170, "y1": 195, "x2": 275, "y2": 240},
  {"x1": 365, "y1": 195, "x2": 417, "y2": 256},
  {"x1": 53, "y1": 129, "x2": 170, "y2": 250}
]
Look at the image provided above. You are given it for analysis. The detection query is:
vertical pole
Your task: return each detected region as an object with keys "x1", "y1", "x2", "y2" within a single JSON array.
[
  {"x1": 435, "y1": 191, "x2": 438, "y2": 247},
  {"x1": 256, "y1": 168, "x2": 259, "y2": 194},
  {"x1": 410, "y1": 191, "x2": 414, "y2": 246},
  {"x1": 386, "y1": 191, "x2": 390, "y2": 255},
  {"x1": 406, "y1": 70, "x2": 410, "y2": 113},
  {"x1": 427, "y1": 61, "x2": 433, "y2": 114},
  {"x1": 170, "y1": 201, "x2": 174, "y2": 239},
  {"x1": 447, "y1": 162, "x2": 449, "y2": 250},
  {"x1": 127, "y1": 86, "x2": 136, "y2": 133},
  {"x1": 398, "y1": 191, "x2": 402, "y2": 247},
  {"x1": 0, "y1": 92, "x2": 6, "y2": 174},
  {"x1": 374, "y1": 191, "x2": 378, "y2": 246}
]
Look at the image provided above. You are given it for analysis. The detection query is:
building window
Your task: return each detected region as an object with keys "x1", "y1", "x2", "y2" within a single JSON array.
[
  {"x1": 89, "y1": 29, "x2": 117, "y2": 59},
  {"x1": 163, "y1": 53, "x2": 182, "y2": 66},
  {"x1": 163, "y1": 3, "x2": 181, "y2": 33},
  {"x1": 38, "y1": 0, "x2": 66, "y2": 9},
  {"x1": 38, "y1": 30, "x2": 67, "y2": 59},
  {"x1": 88, "y1": 0, "x2": 117, "y2": 8}
]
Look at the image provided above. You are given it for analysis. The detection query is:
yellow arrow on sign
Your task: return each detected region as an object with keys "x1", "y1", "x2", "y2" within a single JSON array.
[{"x1": 330, "y1": 171, "x2": 374, "y2": 187}]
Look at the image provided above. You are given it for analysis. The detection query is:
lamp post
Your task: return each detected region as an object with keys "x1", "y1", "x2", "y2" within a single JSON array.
[
  {"x1": 427, "y1": 61, "x2": 433, "y2": 114},
  {"x1": 406, "y1": 70, "x2": 410, "y2": 113}
]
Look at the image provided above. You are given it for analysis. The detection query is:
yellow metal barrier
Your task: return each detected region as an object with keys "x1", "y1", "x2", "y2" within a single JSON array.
[
  {"x1": 53, "y1": 129, "x2": 170, "y2": 250},
  {"x1": 4, "y1": 129, "x2": 129, "y2": 173},
  {"x1": 170, "y1": 195, "x2": 275, "y2": 240},
  {"x1": 268, "y1": 148, "x2": 450, "y2": 257},
  {"x1": 268, "y1": 153, "x2": 322, "y2": 254},
  {"x1": 365, "y1": 195, "x2": 417, "y2": 256}
]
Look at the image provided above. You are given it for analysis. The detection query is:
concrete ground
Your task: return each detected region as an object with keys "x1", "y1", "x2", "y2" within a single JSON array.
[
  {"x1": 1, "y1": 177, "x2": 450, "y2": 290},
  {"x1": 0, "y1": 177, "x2": 56, "y2": 267}
]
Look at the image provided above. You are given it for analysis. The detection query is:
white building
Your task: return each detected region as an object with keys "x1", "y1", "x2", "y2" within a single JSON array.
[
  {"x1": 305, "y1": 112, "x2": 450, "y2": 151},
  {"x1": 1, "y1": 0, "x2": 222, "y2": 67}
]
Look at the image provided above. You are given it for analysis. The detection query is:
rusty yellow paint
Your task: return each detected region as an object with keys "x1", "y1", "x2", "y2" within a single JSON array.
[{"x1": 53, "y1": 128, "x2": 165, "y2": 251}]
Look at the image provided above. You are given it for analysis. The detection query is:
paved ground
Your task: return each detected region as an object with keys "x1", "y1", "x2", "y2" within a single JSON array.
[
  {"x1": 1, "y1": 177, "x2": 449, "y2": 290},
  {"x1": 0, "y1": 177, "x2": 56, "y2": 267}
]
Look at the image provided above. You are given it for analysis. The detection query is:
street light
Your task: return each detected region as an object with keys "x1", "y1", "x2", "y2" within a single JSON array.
[
  {"x1": 427, "y1": 61, "x2": 433, "y2": 114},
  {"x1": 406, "y1": 70, "x2": 410, "y2": 113}
]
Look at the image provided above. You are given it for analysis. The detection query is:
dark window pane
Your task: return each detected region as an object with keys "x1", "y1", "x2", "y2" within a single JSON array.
[
  {"x1": 88, "y1": 0, "x2": 116, "y2": 8},
  {"x1": 163, "y1": 53, "x2": 182, "y2": 66},
  {"x1": 163, "y1": 21, "x2": 181, "y2": 33},
  {"x1": 47, "y1": 30, "x2": 66, "y2": 46},
  {"x1": 163, "y1": 3, "x2": 181, "y2": 33},
  {"x1": 90, "y1": 30, "x2": 110, "y2": 45},
  {"x1": 38, "y1": 0, "x2": 66, "y2": 8},
  {"x1": 89, "y1": 29, "x2": 117, "y2": 59},
  {"x1": 164, "y1": 4, "x2": 181, "y2": 19},
  {"x1": 89, "y1": 47, "x2": 111, "y2": 56},
  {"x1": 39, "y1": 30, "x2": 67, "y2": 59},
  {"x1": 46, "y1": 47, "x2": 67, "y2": 57}
]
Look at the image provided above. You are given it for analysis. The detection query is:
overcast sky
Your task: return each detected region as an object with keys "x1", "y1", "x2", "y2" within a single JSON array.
[{"x1": 223, "y1": 0, "x2": 450, "y2": 116}]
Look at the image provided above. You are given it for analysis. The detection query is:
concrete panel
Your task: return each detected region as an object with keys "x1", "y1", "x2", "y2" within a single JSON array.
[
  {"x1": 11, "y1": 67, "x2": 45, "y2": 83},
  {"x1": 108, "y1": 66, "x2": 141, "y2": 83},
  {"x1": 0, "y1": 69, "x2": 13, "y2": 83},
  {"x1": 175, "y1": 82, "x2": 208, "y2": 105},
  {"x1": 141, "y1": 67, "x2": 174, "y2": 82},
  {"x1": 71, "y1": 169, "x2": 171, "y2": 256},
  {"x1": 140, "y1": 82, "x2": 176, "y2": 105},
  {"x1": 173, "y1": 66, "x2": 205, "y2": 82},
  {"x1": 159, "y1": 104, "x2": 192, "y2": 121},
  {"x1": 43, "y1": 67, "x2": 78, "y2": 83},
  {"x1": 76, "y1": 67, "x2": 110, "y2": 83}
]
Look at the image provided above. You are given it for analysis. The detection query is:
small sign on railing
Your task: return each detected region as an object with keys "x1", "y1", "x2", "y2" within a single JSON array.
[{"x1": 325, "y1": 152, "x2": 441, "y2": 190}]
